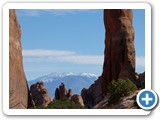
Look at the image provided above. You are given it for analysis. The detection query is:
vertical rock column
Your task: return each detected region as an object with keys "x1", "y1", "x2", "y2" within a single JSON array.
[
  {"x1": 101, "y1": 9, "x2": 135, "y2": 95},
  {"x1": 9, "y1": 9, "x2": 29, "y2": 108}
]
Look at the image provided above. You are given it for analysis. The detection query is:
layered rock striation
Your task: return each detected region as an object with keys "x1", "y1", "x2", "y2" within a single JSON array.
[{"x1": 9, "y1": 9, "x2": 30, "y2": 109}]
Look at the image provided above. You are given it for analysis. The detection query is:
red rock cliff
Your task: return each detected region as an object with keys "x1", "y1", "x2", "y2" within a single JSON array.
[
  {"x1": 9, "y1": 10, "x2": 29, "y2": 108},
  {"x1": 101, "y1": 9, "x2": 135, "y2": 95}
]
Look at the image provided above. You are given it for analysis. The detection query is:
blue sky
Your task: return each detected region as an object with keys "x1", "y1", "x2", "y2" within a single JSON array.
[{"x1": 16, "y1": 9, "x2": 145, "y2": 81}]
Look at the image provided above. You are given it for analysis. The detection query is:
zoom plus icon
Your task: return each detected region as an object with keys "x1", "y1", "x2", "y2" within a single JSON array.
[{"x1": 137, "y1": 89, "x2": 158, "y2": 110}]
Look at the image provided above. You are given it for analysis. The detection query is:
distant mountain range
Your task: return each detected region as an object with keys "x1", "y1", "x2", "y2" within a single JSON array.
[{"x1": 27, "y1": 72, "x2": 99, "y2": 98}]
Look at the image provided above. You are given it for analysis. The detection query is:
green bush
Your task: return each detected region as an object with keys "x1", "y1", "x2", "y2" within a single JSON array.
[
  {"x1": 47, "y1": 98, "x2": 84, "y2": 109},
  {"x1": 29, "y1": 98, "x2": 84, "y2": 109},
  {"x1": 108, "y1": 79, "x2": 137, "y2": 104}
]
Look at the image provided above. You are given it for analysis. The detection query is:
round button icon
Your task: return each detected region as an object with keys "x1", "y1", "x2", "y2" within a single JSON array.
[{"x1": 136, "y1": 89, "x2": 158, "y2": 110}]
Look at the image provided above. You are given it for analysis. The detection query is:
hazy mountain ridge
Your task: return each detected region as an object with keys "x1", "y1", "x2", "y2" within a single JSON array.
[{"x1": 27, "y1": 72, "x2": 98, "y2": 98}]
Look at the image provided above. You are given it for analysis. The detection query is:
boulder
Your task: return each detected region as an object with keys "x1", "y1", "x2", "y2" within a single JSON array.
[
  {"x1": 93, "y1": 90, "x2": 140, "y2": 109},
  {"x1": 114, "y1": 90, "x2": 140, "y2": 109},
  {"x1": 30, "y1": 82, "x2": 51, "y2": 106},
  {"x1": 71, "y1": 94, "x2": 84, "y2": 107}
]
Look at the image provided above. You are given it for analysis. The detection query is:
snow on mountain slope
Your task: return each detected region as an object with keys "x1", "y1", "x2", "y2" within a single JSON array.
[{"x1": 27, "y1": 72, "x2": 99, "y2": 98}]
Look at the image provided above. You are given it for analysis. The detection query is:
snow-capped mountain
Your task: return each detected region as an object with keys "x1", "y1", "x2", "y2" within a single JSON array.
[{"x1": 27, "y1": 72, "x2": 99, "y2": 98}]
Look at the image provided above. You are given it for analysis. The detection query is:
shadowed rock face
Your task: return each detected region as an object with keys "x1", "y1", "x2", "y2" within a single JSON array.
[
  {"x1": 81, "y1": 78, "x2": 102, "y2": 108},
  {"x1": 55, "y1": 83, "x2": 73, "y2": 100},
  {"x1": 9, "y1": 9, "x2": 29, "y2": 108},
  {"x1": 135, "y1": 72, "x2": 145, "y2": 88},
  {"x1": 101, "y1": 9, "x2": 135, "y2": 95},
  {"x1": 59, "y1": 83, "x2": 68, "y2": 99},
  {"x1": 55, "y1": 88, "x2": 60, "y2": 100}
]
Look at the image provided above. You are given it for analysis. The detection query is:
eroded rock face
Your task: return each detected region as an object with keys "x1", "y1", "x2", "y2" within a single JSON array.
[
  {"x1": 93, "y1": 90, "x2": 140, "y2": 109},
  {"x1": 59, "y1": 83, "x2": 68, "y2": 99},
  {"x1": 71, "y1": 94, "x2": 84, "y2": 107},
  {"x1": 81, "y1": 78, "x2": 102, "y2": 108},
  {"x1": 135, "y1": 72, "x2": 145, "y2": 88},
  {"x1": 81, "y1": 88, "x2": 88, "y2": 105},
  {"x1": 9, "y1": 9, "x2": 29, "y2": 109},
  {"x1": 101, "y1": 9, "x2": 135, "y2": 95},
  {"x1": 55, "y1": 83, "x2": 73, "y2": 100},
  {"x1": 55, "y1": 83, "x2": 84, "y2": 106},
  {"x1": 30, "y1": 82, "x2": 51, "y2": 106},
  {"x1": 67, "y1": 89, "x2": 72, "y2": 100}
]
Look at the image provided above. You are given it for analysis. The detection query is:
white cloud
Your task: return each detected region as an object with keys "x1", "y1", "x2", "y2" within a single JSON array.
[
  {"x1": 23, "y1": 49, "x2": 103, "y2": 65},
  {"x1": 22, "y1": 49, "x2": 76, "y2": 56},
  {"x1": 58, "y1": 55, "x2": 103, "y2": 65},
  {"x1": 23, "y1": 49, "x2": 145, "y2": 67},
  {"x1": 16, "y1": 9, "x2": 95, "y2": 17}
]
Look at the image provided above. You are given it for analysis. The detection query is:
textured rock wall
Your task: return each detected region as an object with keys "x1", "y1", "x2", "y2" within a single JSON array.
[
  {"x1": 101, "y1": 9, "x2": 135, "y2": 95},
  {"x1": 30, "y1": 82, "x2": 51, "y2": 106},
  {"x1": 81, "y1": 78, "x2": 102, "y2": 108},
  {"x1": 93, "y1": 90, "x2": 140, "y2": 109},
  {"x1": 9, "y1": 9, "x2": 29, "y2": 108}
]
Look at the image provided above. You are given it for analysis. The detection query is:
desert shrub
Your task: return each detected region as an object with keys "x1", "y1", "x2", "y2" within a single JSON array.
[
  {"x1": 47, "y1": 98, "x2": 84, "y2": 109},
  {"x1": 29, "y1": 97, "x2": 84, "y2": 109},
  {"x1": 108, "y1": 79, "x2": 137, "y2": 104}
]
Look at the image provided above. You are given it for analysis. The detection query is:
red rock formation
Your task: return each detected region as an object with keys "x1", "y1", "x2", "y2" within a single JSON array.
[
  {"x1": 71, "y1": 94, "x2": 84, "y2": 107},
  {"x1": 101, "y1": 9, "x2": 135, "y2": 95},
  {"x1": 55, "y1": 83, "x2": 73, "y2": 100},
  {"x1": 81, "y1": 88, "x2": 88, "y2": 104},
  {"x1": 135, "y1": 72, "x2": 145, "y2": 88},
  {"x1": 55, "y1": 88, "x2": 60, "y2": 100},
  {"x1": 30, "y1": 82, "x2": 51, "y2": 106},
  {"x1": 67, "y1": 89, "x2": 72, "y2": 100},
  {"x1": 59, "y1": 83, "x2": 68, "y2": 99},
  {"x1": 55, "y1": 83, "x2": 84, "y2": 106},
  {"x1": 81, "y1": 78, "x2": 102, "y2": 108},
  {"x1": 9, "y1": 9, "x2": 29, "y2": 109}
]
